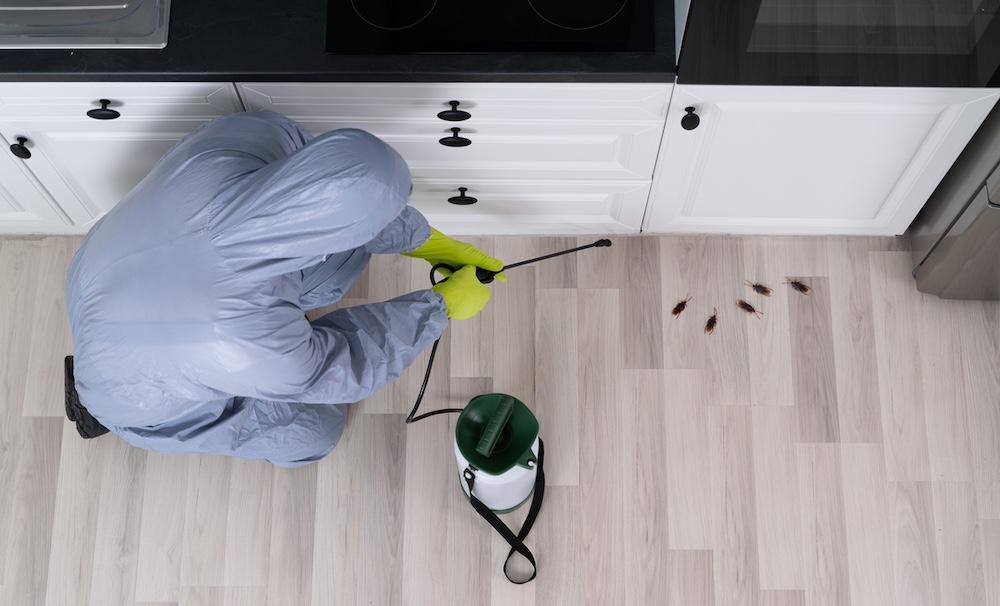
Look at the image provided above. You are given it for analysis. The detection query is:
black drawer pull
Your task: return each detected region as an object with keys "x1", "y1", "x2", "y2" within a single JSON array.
[
  {"x1": 87, "y1": 99, "x2": 121, "y2": 120},
  {"x1": 447, "y1": 187, "x2": 478, "y2": 205},
  {"x1": 9, "y1": 136, "x2": 30, "y2": 159},
  {"x1": 439, "y1": 127, "x2": 472, "y2": 147},
  {"x1": 681, "y1": 106, "x2": 700, "y2": 131},
  {"x1": 437, "y1": 100, "x2": 471, "y2": 122}
]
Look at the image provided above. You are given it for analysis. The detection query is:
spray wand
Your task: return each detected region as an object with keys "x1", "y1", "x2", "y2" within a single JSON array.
[{"x1": 406, "y1": 238, "x2": 612, "y2": 423}]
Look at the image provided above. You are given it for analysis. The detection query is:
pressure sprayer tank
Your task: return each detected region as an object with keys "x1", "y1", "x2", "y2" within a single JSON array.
[{"x1": 454, "y1": 394, "x2": 539, "y2": 512}]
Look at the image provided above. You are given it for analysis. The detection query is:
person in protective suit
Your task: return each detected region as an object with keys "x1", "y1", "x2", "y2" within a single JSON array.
[{"x1": 66, "y1": 111, "x2": 503, "y2": 467}]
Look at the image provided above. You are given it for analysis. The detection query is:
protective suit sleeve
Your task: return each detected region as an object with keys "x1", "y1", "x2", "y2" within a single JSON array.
[
  {"x1": 225, "y1": 290, "x2": 449, "y2": 404},
  {"x1": 364, "y1": 206, "x2": 431, "y2": 254}
]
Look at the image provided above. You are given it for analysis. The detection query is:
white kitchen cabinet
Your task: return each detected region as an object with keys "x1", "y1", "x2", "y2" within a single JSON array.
[
  {"x1": 12, "y1": 80, "x2": 991, "y2": 238},
  {"x1": 0, "y1": 82, "x2": 242, "y2": 233},
  {"x1": 238, "y1": 82, "x2": 670, "y2": 233},
  {"x1": 410, "y1": 179, "x2": 650, "y2": 234},
  {"x1": 0, "y1": 133, "x2": 70, "y2": 233},
  {"x1": 644, "y1": 85, "x2": 1000, "y2": 235}
]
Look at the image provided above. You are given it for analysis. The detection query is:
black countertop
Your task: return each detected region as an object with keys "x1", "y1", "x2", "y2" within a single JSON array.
[{"x1": 0, "y1": 0, "x2": 676, "y2": 82}]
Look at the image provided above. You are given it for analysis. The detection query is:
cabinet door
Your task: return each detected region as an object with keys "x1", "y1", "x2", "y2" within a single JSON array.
[
  {"x1": 0, "y1": 82, "x2": 242, "y2": 234},
  {"x1": 644, "y1": 85, "x2": 1000, "y2": 235},
  {"x1": 0, "y1": 134, "x2": 70, "y2": 233},
  {"x1": 0, "y1": 120, "x2": 202, "y2": 231}
]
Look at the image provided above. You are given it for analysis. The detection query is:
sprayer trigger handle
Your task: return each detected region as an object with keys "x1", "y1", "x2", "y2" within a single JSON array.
[
  {"x1": 476, "y1": 395, "x2": 515, "y2": 457},
  {"x1": 430, "y1": 264, "x2": 498, "y2": 285},
  {"x1": 429, "y1": 263, "x2": 455, "y2": 285},
  {"x1": 476, "y1": 267, "x2": 497, "y2": 284}
]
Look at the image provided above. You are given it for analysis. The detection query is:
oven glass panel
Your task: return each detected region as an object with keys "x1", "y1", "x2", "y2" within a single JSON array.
[
  {"x1": 748, "y1": 0, "x2": 996, "y2": 55},
  {"x1": 680, "y1": 0, "x2": 1000, "y2": 86}
]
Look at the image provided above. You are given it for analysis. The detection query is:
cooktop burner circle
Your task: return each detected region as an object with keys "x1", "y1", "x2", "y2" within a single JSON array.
[
  {"x1": 350, "y1": 0, "x2": 438, "y2": 31},
  {"x1": 527, "y1": 0, "x2": 629, "y2": 31}
]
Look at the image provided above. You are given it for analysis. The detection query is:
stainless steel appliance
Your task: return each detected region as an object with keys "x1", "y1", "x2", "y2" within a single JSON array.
[
  {"x1": 912, "y1": 101, "x2": 1000, "y2": 299},
  {"x1": 678, "y1": 0, "x2": 1000, "y2": 86},
  {"x1": 0, "y1": 0, "x2": 170, "y2": 48}
]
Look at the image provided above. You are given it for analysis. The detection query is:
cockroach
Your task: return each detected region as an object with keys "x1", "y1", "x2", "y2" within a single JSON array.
[
  {"x1": 736, "y1": 299, "x2": 763, "y2": 319},
  {"x1": 671, "y1": 296, "x2": 692, "y2": 318},
  {"x1": 704, "y1": 308, "x2": 718, "y2": 335},
  {"x1": 744, "y1": 280, "x2": 773, "y2": 297},
  {"x1": 784, "y1": 278, "x2": 812, "y2": 295}
]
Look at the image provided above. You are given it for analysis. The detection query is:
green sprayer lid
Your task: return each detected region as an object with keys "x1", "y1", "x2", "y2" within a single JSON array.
[{"x1": 455, "y1": 393, "x2": 538, "y2": 475}]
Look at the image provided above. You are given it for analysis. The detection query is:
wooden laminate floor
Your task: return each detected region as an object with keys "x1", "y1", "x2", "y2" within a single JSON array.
[{"x1": 1, "y1": 235, "x2": 999, "y2": 606}]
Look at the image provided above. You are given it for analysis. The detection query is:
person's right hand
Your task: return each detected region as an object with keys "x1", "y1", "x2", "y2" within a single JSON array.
[
  {"x1": 431, "y1": 265, "x2": 491, "y2": 320},
  {"x1": 403, "y1": 228, "x2": 507, "y2": 282}
]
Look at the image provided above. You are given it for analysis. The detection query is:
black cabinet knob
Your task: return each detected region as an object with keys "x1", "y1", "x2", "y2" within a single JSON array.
[
  {"x1": 447, "y1": 187, "x2": 478, "y2": 205},
  {"x1": 9, "y1": 136, "x2": 30, "y2": 159},
  {"x1": 437, "y1": 100, "x2": 471, "y2": 122},
  {"x1": 439, "y1": 127, "x2": 471, "y2": 147},
  {"x1": 681, "y1": 106, "x2": 700, "y2": 131},
  {"x1": 87, "y1": 99, "x2": 121, "y2": 120}
]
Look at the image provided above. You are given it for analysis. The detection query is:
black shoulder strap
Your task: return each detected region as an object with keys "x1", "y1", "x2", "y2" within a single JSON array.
[{"x1": 462, "y1": 439, "x2": 545, "y2": 584}]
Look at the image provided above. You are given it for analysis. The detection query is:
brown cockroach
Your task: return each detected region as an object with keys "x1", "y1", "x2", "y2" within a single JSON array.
[
  {"x1": 736, "y1": 299, "x2": 763, "y2": 319},
  {"x1": 784, "y1": 278, "x2": 812, "y2": 295},
  {"x1": 671, "y1": 296, "x2": 692, "y2": 318},
  {"x1": 704, "y1": 308, "x2": 718, "y2": 335},
  {"x1": 744, "y1": 280, "x2": 773, "y2": 297}
]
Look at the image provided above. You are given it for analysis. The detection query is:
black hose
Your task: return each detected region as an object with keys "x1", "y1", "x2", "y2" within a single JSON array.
[
  {"x1": 405, "y1": 338, "x2": 463, "y2": 423},
  {"x1": 404, "y1": 238, "x2": 612, "y2": 424}
]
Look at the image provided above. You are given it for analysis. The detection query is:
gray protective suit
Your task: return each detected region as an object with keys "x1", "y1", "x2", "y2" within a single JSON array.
[{"x1": 66, "y1": 111, "x2": 449, "y2": 466}]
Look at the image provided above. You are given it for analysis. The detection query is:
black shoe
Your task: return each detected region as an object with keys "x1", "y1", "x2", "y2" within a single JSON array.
[{"x1": 64, "y1": 356, "x2": 109, "y2": 439}]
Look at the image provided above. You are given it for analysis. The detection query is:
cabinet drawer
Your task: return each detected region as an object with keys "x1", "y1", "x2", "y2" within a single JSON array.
[
  {"x1": 0, "y1": 82, "x2": 242, "y2": 121},
  {"x1": 409, "y1": 179, "x2": 649, "y2": 235},
  {"x1": 238, "y1": 82, "x2": 671, "y2": 123},
  {"x1": 289, "y1": 117, "x2": 664, "y2": 181}
]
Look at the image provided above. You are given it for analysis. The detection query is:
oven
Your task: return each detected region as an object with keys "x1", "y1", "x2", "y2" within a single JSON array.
[{"x1": 678, "y1": 0, "x2": 1000, "y2": 86}]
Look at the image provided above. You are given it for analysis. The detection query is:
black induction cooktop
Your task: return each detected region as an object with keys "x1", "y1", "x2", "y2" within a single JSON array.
[{"x1": 326, "y1": 0, "x2": 655, "y2": 54}]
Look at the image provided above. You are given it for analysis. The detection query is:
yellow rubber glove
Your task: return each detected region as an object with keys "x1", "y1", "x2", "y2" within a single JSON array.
[
  {"x1": 404, "y1": 228, "x2": 506, "y2": 282},
  {"x1": 432, "y1": 265, "x2": 491, "y2": 320}
]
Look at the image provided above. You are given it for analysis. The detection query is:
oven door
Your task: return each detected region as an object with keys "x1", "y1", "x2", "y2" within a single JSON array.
[{"x1": 679, "y1": 0, "x2": 1000, "y2": 86}]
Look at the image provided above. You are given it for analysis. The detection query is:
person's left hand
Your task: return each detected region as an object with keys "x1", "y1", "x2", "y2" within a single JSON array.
[{"x1": 403, "y1": 228, "x2": 506, "y2": 282}]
